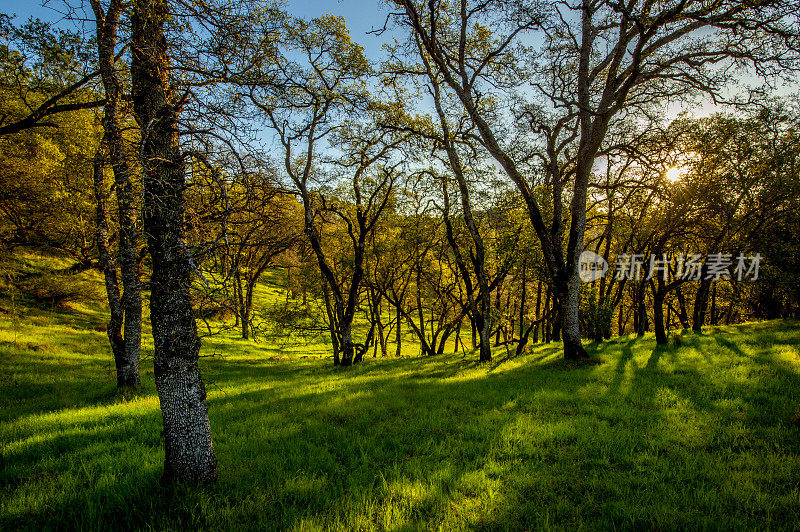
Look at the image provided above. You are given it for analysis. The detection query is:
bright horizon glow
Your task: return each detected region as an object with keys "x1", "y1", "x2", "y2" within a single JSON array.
[{"x1": 665, "y1": 166, "x2": 686, "y2": 182}]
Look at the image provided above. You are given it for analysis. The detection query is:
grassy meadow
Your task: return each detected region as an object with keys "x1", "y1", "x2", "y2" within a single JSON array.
[{"x1": 1, "y1": 251, "x2": 800, "y2": 530}]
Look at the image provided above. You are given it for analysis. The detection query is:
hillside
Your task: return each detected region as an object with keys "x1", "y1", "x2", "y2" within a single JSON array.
[{"x1": 1, "y1": 252, "x2": 800, "y2": 530}]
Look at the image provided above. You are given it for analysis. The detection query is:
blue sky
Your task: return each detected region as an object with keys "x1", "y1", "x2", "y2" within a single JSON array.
[
  {"x1": 2, "y1": 0, "x2": 794, "y2": 119},
  {"x1": 0, "y1": 0, "x2": 397, "y2": 56}
]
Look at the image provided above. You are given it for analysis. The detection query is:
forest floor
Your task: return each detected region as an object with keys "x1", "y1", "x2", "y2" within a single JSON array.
[{"x1": 1, "y1": 251, "x2": 800, "y2": 530}]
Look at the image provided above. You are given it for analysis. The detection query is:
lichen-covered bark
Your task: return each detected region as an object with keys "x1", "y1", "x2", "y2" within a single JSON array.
[
  {"x1": 558, "y1": 273, "x2": 588, "y2": 361},
  {"x1": 91, "y1": 0, "x2": 141, "y2": 387},
  {"x1": 131, "y1": 0, "x2": 216, "y2": 484},
  {"x1": 116, "y1": 167, "x2": 142, "y2": 386},
  {"x1": 92, "y1": 143, "x2": 126, "y2": 374}
]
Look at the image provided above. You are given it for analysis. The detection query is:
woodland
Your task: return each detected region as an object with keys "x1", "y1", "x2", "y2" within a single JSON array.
[{"x1": 1, "y1": 0, "x2": 799, "y2": 529}]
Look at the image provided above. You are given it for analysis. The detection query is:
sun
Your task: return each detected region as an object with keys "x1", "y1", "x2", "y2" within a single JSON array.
[{"x1": 665, "y1": 166, "x2": 685, "y2": 182}]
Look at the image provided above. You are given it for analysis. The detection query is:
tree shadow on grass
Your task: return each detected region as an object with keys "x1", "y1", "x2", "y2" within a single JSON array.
[
  {"x1": 607, "y1": 337, "x2": 638, "y2": 393},
  {"x1": 645, "y1": 343, "x2": 676, "y2": 370},
  {"x1": 0, "y1": 349, "x2": 143, "y2": 423},
  {"x1": 2, "y1": 350, "x2": 592, "y2": 530},
  {"x1": 4, "y1": 323, "x2": 800, "y2": 530}
]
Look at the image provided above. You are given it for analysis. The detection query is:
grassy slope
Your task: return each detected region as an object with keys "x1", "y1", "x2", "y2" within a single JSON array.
[{"x1": 1, "y1": 253, "x2": 800, "y2": 530}]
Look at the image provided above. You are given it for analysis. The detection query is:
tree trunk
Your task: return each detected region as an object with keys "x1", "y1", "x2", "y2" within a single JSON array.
[
  {"x1": 676, "y1": 285, "x2": 689, "y2": 329},
  {"x1": 437, "y1": 326, "x2": 455, "y2": 355},
  {"x1": 132, "y1": 0, "x2": 216, "y2": 484},
  {"x1": 494, "y1": 288, "x2": 502, "y2": 347},
  {"x1": 92, "y1": 144, "x2": 126, "y2": 381},
  {"x1": 244, "y1": 280, "x2": 257, "y2": 340},
  {"x1": 431, "y1": 67, "x2": 492, "y2": 363},
  {"x1": 91, "y1": 0, "x2": 141, "y2": 387},
  {"x1": 378, "y1": 316, "x2": 388, "y2": 357},
  {"x1": 395, "y1": 305, "x2": 402, "y2": 357},
  {"x1": 471, "y1": 317, "x2": 477, "y2": 348},
  {"x1": 339, "y1": 322, "x2": 355, "y2": 366},
  {"x1": 416, "y1": 268, "x2": 426, "y2": 346},
  {"x1": 478, "y1": 318, "x2": 492, "y2": 362},
  {"x1": 234, "y1": 268, "x2": 248, "y2": 339},
  {"x1": 321, "y1": 281, "x2": 340, "y2": 364},
  {"x1": 115, "y1": 136, "x2": 142, "y2": 387},
  {"x1": 557, "y1": 276, "x2": 587, "y2": 359},
  {"x1": 475, "y1": 285, "x2": 493, "y2": 362},
  {"x1": 667, "y1": 298, "x2": 672, "y2": 330},
  {"x1": 635, "y1": 282, "x2": 649, "y2": 336},
  {"x1": 241, "y1": 300, "x2": 251, "y2": 340},
  {"x1": 710, "y1": 281, "x2": 718, "y2": 326},
  {"x1": 118, "y1": 185, "x2": 142, "y2": 387},
  {"x1": 693, "y1": 279, "x2": 711, "y2": 333},
  {"x1": 653, "y1": 290, "x2": 668, "y2": 345},
  {"x1": 724, "y1": 286, "x2": 738, "y2": 325},
  {"x1": 518, "y1": 264, "x2": 527, "y2": 342},
  {"x1": 533, "y1": 282, "x2": 543, "y2": 343},
  {"x1": 544, "y1": 288, "x2": 552, "y2": 343}
]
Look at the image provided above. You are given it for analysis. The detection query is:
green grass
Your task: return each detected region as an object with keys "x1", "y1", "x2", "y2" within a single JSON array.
[{"x1": 1, "y1": 254, "x2": 800, "y2": 530}]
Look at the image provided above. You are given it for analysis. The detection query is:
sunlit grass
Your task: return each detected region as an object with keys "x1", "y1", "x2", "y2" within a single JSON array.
[{"x1": 1, "y1": 253, "x2": 799, "y2": 530}]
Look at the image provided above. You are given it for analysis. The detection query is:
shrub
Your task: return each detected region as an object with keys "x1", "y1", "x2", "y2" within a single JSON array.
[{"x1": 19, "y1": 273, "x2": 102, "y2": 307}]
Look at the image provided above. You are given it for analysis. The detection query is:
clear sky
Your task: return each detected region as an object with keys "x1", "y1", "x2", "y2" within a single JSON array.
[
  {"x1": 2, "y1": 0, "x2": 794, "y2": 118},
  {"x1": 0, "y1": 0, "x2": 396, "y2": 56}
]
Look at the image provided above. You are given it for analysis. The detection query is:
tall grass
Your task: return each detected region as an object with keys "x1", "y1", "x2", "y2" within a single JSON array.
[{"x1": 1, "y1": 253, "x2": 799, "y2": 530}]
